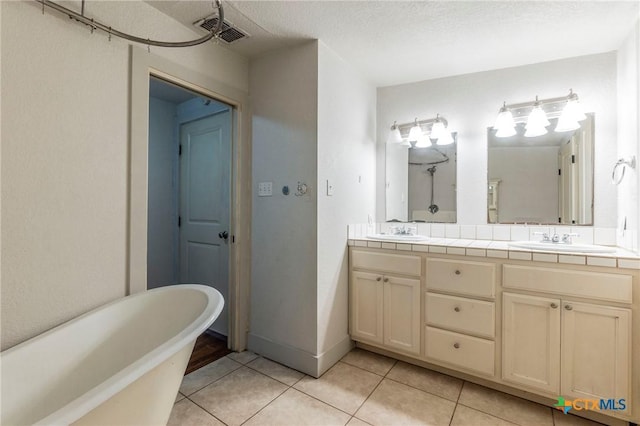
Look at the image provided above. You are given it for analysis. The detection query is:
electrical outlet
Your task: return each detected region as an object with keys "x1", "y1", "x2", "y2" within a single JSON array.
[{"x1": 258, "y1": 182, "x2": 273, "y2": 197}]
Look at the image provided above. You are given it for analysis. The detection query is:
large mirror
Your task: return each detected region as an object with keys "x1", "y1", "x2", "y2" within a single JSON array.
[
  {"x1": 487, "y1": 113, "x2": 594, "y2": 225},
  {"x1": 386, "y1": 140, "x2": 457, "y2": 222}
]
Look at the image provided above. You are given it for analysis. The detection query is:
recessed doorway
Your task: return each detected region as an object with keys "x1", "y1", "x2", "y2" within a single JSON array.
[{"x1": 148, "y1": 77, "x2": 232, "y2": 337}]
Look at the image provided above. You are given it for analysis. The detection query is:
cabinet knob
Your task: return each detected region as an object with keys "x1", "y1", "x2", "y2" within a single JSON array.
[
  {"x1": 550, "y1": 303, "x2": 558, "y2": 309},
  {"x1": 454, "y1": 270, "x2": 461, "y2": 275},
  {"x1": 454, "y1": 306, "x2": 461, "y2": 312},
  {"x1": 453, "y1": 343, "x2": 460, "y2": 349},
  {"x1": 564, "y1": 304, "x2": 573, "y2": 311},
  {"x1": 376, "y1": 277, "x2": 381, "y2": 281},
  {"x1": 383, "y1": 278, "x2": 389, "y2": 282}
]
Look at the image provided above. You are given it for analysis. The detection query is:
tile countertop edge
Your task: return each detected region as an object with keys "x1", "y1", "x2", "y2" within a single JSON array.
[{"x1": 349, "y1": 236, "x2": 640, "y2": 267}]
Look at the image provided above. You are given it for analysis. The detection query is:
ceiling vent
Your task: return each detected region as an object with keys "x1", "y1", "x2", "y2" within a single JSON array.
[{"x1": 194, "y1": 16, "x2": 249, "y2": 44}]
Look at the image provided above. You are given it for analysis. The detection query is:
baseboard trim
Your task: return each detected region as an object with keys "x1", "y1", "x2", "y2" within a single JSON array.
[{"x1": 247, "y1": 334, "x2": 354, "y2": 378}]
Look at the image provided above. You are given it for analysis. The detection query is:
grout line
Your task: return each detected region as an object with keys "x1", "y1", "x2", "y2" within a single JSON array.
[
  {"x1": 292, "y1": 384, "x2": 360, "y2": 417},
  {"x1": 182, "y1": 362, "x2": 243, "y2": 397},
  {"x1": 448, "y1": 403, "x2": 459, "y2": 426},
  {"x1": 455, "y1": 401, "x2": 541, "y2": 426},
  {"x1": 238, "y1": 383, "x2": 290, "y2": 425},
  {"x1": 186, "y1": 396, "x2": 230, "y2": 426},
  {"x1": 382, "y1": 375, "x2": 461, "y2": 404},
  {"x1": 243, "y1": 357, "x2": 306, "y2": 387},
  {"x1": 338, "y1": 359, "x2": 393, "y2": 378}
]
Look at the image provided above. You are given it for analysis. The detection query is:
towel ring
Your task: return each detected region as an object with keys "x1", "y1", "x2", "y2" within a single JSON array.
[{"x1": 612, "y1": 156, "x2": 636, "y2": 185}]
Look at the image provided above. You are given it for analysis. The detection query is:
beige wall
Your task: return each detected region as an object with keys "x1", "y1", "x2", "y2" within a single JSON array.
[{"x1": 0, "y1": 1, "x2": 248, "y2": 350}]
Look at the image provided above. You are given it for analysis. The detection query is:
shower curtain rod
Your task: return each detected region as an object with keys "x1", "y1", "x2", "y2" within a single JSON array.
[{"x1": 36, "y1": 0, "x2": 224, "y2": 48}]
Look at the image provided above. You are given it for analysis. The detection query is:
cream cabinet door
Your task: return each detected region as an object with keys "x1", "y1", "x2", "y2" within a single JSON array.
[
  {"x1": 350, "y1": 271, "x2": 384, "y2": 344},
  {"x1": 383, "y1": 276, "x2": 421, "y2": 354},
  {"x1": 502, "y1": 293, "x2": 561, "y2": 394},
  {"x1": 561, "y1": 301, "x2": 631, "y2": 410}
]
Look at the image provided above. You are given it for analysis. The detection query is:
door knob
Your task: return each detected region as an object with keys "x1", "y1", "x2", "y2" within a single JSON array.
[
  {"x1": 218, "y1": 231, "x2": 229, "y2": 240},
  {"x1": 564, "y1": 304, "x2": 573, "y2": 311}
]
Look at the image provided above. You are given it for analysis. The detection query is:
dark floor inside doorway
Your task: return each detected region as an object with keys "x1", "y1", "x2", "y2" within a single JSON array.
[{"x1": 185, "y1": 331, "x2": 231, "y2": 375}]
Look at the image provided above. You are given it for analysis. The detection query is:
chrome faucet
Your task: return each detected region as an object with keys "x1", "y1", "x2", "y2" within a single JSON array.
[
  {"x1": 391, "y1": 225, "x2": 416, "y2": 235},
  {"x1": 562, "y1": 233, "x2": 579, "y2": 244},
  {"x1": 533, "y1": 231, "x2": 579, "y2": 244}
]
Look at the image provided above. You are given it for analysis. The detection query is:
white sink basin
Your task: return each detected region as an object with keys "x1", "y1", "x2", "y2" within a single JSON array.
[
  {"x1": 367, "y1": 234, "x2": 428, "y2": 241},
  {"x1": 509, "y1": 241, "x2": 616, "y2": 254}
]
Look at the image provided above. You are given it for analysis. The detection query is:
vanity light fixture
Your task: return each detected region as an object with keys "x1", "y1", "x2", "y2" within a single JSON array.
[
  {"x1": 494, "y1": 90, "x2": 587, "y2": 138},
  {"x1": 387, "y1": 115, "x2": 455, "y2": 147}
]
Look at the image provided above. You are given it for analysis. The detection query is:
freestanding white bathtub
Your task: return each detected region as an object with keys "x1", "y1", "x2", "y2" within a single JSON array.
[{"x1": 1, "y1": 284, "x2": 224, "y2": 426}]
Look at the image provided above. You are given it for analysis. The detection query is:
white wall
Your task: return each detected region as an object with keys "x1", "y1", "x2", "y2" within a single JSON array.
[
  {"x1": 317, "y1": 42, "x2": 376, "y2": 364},
  {"x1": 377, "y1": 52, "x2": 618, "y2": 228},
  {"x1": 1, "y1": 1, "x2": 248, "y2": 350},
  {"x1": 148, "y1": 97, "x2": 178, "y2": 288},
  {"x1": 248, "y1": 41, "x2": 376, "y2": 376},
  {"x1": 617, "y1": 19, "x2": 640, "y2": 252},
  {"x1": 249, "y1": 42, "x2": 319, "y2": 368}
]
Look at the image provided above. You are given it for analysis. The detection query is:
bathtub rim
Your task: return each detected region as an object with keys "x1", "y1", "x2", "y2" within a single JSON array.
[{"x1": 2, "y1": 284, "x2": 224, "y2": 426}]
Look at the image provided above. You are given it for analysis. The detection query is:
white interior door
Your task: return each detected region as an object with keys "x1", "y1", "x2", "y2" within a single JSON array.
[{"x1": 179, "y1": 110, "x2": 231, "y2": 336}]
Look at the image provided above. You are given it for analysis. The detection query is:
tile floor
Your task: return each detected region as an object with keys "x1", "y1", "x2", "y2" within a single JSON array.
[{"x1": 169, "y1": 348, "x2": 604, "y2": 426}]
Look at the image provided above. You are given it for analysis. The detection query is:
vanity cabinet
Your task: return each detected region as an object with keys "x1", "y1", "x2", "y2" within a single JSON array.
[
  {"x1": 350, "y1": 250, "x2": 421, "y2": 355},
  {"x1": 503, "y1": 293, "x2": 631, "y2": 413},
  {"x1": 424, "y1": 258, "x2": 497, "y2": 376},
  {"x1": 348, "y1": 243, "x2": 638, "y2": 423}
]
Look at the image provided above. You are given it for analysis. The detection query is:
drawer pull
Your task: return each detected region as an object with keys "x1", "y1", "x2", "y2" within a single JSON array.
[
  {"x1": 454, "y1": 306, "x2": 461, "y2": 312},
  {"x1": 376, "y1": 277, "x2": 381, "y2": 281},
  {"x1": 453, "y1": 342, "x2": 460, "y2": 349},
  {"x1": 564, "y1": 304, "x2": 573, "y2": 311},
  {"x1": 550, "y1": 303, "x2": 558, "y2": 309},
  {"x1": 383, "y1": 277, "x2": 389, "y2": 282},
  {"x1": 454, "y1": 270, "x2": 461, "y2": 275}
]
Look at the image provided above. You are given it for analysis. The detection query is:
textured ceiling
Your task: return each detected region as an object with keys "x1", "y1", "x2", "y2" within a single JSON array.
[{"x1": 146, "y1": 1, "x2": 640, "y2": 87}]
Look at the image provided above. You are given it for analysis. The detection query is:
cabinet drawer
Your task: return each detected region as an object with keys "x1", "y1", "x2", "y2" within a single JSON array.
[
  {"x1": 503, "y1": 264, "x2": 632, "y2": 303},
  {"x1": 426, "y1": 258, "x2": 495, "y2": 298},
  {"x1": 352, "y1": 249, "x2": 421, "y2": 277},
  {"x1": 425, "y1": 326, "x2": 495, "y2": 376},
  {"x1": 425, "y1": 293, "x2": 495, "y2": 338}
]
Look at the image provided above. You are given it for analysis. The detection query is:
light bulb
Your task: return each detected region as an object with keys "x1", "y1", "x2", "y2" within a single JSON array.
[
  {"x1": 430, "y1": 121, "x2": 446, "y2": 140},
  {"x1": 554, "y1": 115, "x2": 580, "y2": 132},
  {"x1": 495, "y1": 126, "x2": 517, "y2": 138},
  {"x1": 524, "y1": 124, "x2": 548, "y2": 137},
  {"x1": 408, "y1": 119, "x2": 422, "y2": 142},
  {"x1": 561, "y1": 99, "x2": 586, "y2": 123},
  {"x1": 493, "y1": 102, "x2": 515, "y2": 131},
  {"x1": 436, "y1": 130, "x2": 454, "y2": 146},
  {"x1": 387, "y1": 123, "x2": 403, "y2": 144},
  {"x1": 526, "y1": 104, "x2": 550, "y2": 130},
  {"x1": 414, "y1": 133, "x2": 430, "y2": 148}
]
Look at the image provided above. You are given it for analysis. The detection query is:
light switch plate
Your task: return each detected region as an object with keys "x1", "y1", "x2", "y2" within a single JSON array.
[
  {"x1": 326, "y1": 179, "x2": 334, "y2": 196},
  {"x1": 258, "y1": 182, "x2": 273, "y2": 197}
]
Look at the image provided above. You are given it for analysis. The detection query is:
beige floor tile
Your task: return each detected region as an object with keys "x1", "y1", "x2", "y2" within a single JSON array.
[
  {"x1": 451, "y1": 404, "x2": 518, "y2": 426},
  {"x1": 386, "y1": 361, "x2": 463, "y2": 401},
  {"x1": 180, "y1": 356, "x2": 242, "y2": 396},
  {"x1": 348, "y1": 417, "x2": 373, "y2": 425},
  {"x1": 458, "y1": 382, "x2": 553, "y2": 426},
  {"x1": 341, "y1": 348, "x2": 397, "y2": 376},
  {"x1": 244, "y1": 388, "x2": 351, "y2": 426},
  {"x1": 294, "y1": 362, "x2": 382, "y2": 415},
  {"x1": 247, "y1": 356, "x2": 305, "y2": 386},
  {"x1": 355, "y1": 378, "x2": 456, "y2": 425},
  {"x1": 552, "y1": 410, "x2": 605, "y2": 426},
  {"x1": 175, "y1": 392, "x2": 185, "y2": 403},
  {"x1": 190, "y1": 366, "x2": 288, "y2": 426},
  {"x1": 167, "y1": 399, "x2": 224, "y2": 426},
  {"x1": 227, "y1": 350, "x2": 259, "y2": 364}
]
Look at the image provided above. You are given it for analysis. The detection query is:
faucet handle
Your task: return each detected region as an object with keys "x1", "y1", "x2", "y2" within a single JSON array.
[
  {"x1": 533, "y1": 232, "x2": 550, "y2": 242},
  {"x1": 562, "y1": 233, "x2": 579, "y2": 244}
]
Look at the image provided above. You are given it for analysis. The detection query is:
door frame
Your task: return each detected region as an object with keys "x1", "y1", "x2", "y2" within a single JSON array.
[{"x1": 129, "y1": 46, "x2": 251, "y2": 351}]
